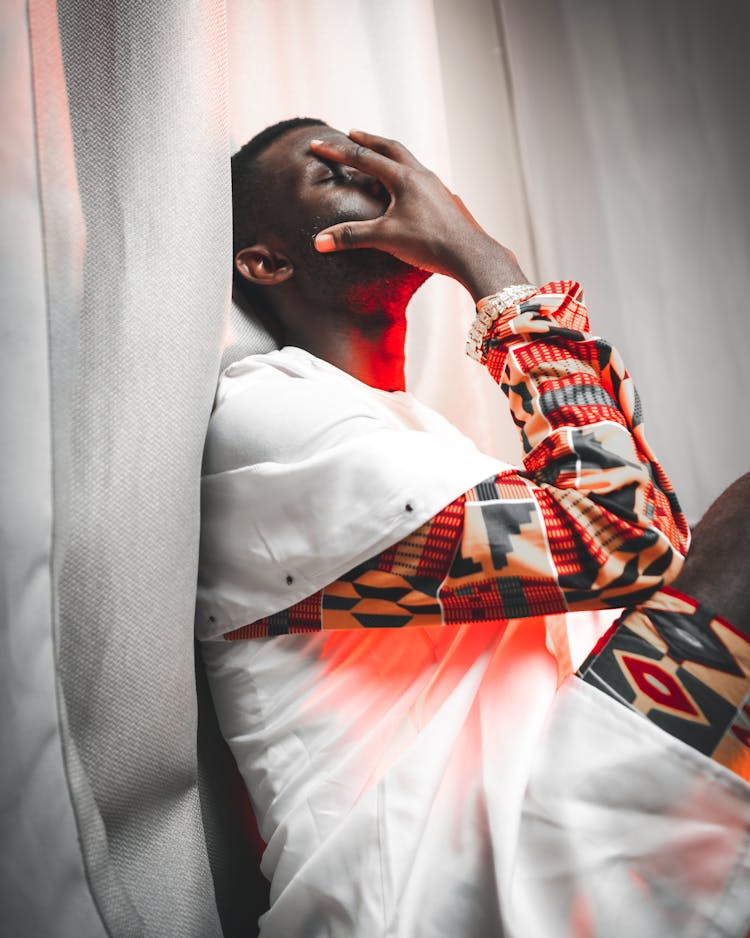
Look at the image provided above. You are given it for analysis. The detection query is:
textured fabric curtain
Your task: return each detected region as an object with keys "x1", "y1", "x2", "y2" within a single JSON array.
[
  {"x1": 54, "y1": 0, "x2": 231, "y2": 933},
  {"x1": 0, "y1": 3, "x2": 107, "y2": 934},
  {"x1": 3, "y1": 1, "x2": 232, "y2": 935}
]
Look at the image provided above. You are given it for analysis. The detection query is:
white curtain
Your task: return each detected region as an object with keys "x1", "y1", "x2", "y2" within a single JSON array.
[
  {"x1": 3, "y1": 1, "x2": 231, "y2": 935},
  {"x1": 0, "y1": 3, "x2": 106, "y2": 934}
]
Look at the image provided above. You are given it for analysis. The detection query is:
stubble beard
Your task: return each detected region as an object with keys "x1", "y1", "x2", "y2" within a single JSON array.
[{"x1": 295, "y1": 213, "x2": 432, "y2": 322}]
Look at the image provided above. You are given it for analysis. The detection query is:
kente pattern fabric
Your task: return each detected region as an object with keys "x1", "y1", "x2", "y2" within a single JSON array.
[
  {"x1": 578, "y1": 586, "x2": 750, "y2": 783},
  {"x1": 225, "y1": 281, "x2": 689, "y2": 640}
]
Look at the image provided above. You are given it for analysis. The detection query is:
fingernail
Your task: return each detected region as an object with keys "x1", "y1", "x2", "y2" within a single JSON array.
[
  {"x1": 315, "y1": 233, "x2": 335, "y2": 252},
  {"x1": 309, "y1": 139, "x2": 324, "y2": 147},
  {"x1": 348, "y1": 128, "x2": 364, "y2": 136}
]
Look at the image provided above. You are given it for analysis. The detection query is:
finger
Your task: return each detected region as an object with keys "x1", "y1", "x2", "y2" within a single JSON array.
[
  {"x1": 347, "y1": 129, "x2": 425, "y2": 171},
  {"x1": 314, "y1": 217, "x2": 386, "y2": 253},
  {"x1": 309, "y1": 137, "x2": 402, "y2": 190}
]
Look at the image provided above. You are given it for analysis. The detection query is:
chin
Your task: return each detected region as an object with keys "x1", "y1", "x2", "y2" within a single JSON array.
[{"x1": 342, "y1": 253, "x2": 433, "y2": 317}]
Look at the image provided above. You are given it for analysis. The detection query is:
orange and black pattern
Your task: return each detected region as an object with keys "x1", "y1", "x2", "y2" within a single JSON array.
[
  {"x1": 224, "y1": 501, "x2": 466, "y2": 638},
  {"x1": 578, "y1": 587, "x2": 750, "y2": 782},
  {"x1": 224, "y1": 281, "x2": 689, "y2": 640}
]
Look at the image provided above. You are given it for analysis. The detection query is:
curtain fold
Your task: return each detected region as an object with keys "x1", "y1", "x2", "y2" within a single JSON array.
[
  {"x1": 47, "y1": 0, "x2": 231, "y2": 933},
  {"x1": 0, "y1": 2, "x2": 107, "y2": 935}
]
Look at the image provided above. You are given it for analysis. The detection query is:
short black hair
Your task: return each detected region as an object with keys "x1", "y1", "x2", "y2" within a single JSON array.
[{"x1": 231, "y1": 117, "x2": 327, "y2": 310}]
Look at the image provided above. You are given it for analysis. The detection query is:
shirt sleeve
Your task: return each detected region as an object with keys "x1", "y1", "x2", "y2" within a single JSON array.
[{"x1": 223, "y1": 281, "x2": 689, "y2": 640}]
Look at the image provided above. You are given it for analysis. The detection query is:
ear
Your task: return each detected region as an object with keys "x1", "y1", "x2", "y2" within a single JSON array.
[{"x1": 235, "y1": 244, "x2": 294, "y2": 286}]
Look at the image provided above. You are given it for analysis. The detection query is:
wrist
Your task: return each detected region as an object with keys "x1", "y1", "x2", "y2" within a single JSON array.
[
  {"x1": 466, "y1": 283, "x2": 538, "y2": 362},
  {"x1": 449, "y1": 231, "x2": 528, "y2": 303}
]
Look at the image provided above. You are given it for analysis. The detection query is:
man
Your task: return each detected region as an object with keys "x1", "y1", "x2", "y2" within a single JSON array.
[{"x1": 197, "y1": 119, "x2": 748, "y2": 936}]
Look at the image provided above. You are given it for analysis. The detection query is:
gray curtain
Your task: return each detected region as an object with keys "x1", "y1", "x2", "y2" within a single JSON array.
[
  {"x1": 2, "y1": 0, "x2": 235, "y2": 934},
  {"x1": 0, "y1": 2, "x2": 107, "y2": 934}
]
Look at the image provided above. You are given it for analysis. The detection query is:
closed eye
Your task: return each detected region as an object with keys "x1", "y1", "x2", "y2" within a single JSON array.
[
  {"x1": 315, "y1": 168, "x2": 353, "y2": 185},
  {"x1": 310, "y1": 161, "x2": 386, "y2": 202},
  {"x1": 310, "y1": 157, "x2": 356, "y2": 184}
]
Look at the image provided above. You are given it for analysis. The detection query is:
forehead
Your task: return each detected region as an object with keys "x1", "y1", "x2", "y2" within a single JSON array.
[{"x1": 258, "y1": 124, "x2": 348, "y2": 182}]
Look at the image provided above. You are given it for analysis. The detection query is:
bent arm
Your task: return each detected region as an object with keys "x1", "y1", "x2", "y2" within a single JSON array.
[
  {"x1": 223, "y1": 281, "x2": 688, "y2": 640},
  {"x1": 439, "y1": 280, "x2": 688, "y2": 620}
]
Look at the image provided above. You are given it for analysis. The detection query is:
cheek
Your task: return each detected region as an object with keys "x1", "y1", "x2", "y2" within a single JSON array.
[
  {"x1": 284, "y1": 191, "x2": 387, "y2": 264},
  {"x1": 339, "y1": 189, "x2": 387, "y2": 219},
  {"x1": 314, "y1": 186, "x2": 386, "y2": 226}
]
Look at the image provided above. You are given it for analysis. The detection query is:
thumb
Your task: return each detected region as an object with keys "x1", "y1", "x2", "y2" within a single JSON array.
[{"x1": 314, "y1": 218, "x2": 381, "y2": 253}]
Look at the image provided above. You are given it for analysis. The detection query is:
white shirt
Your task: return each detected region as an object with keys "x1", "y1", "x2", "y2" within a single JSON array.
[{"x1": 196, "y1": 347, "x2": 508, "y2": 639}]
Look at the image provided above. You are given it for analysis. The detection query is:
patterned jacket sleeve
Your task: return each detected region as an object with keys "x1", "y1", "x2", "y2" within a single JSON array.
[{"x1": 223, "y1": 281, "x2": 689, "y2": 640}]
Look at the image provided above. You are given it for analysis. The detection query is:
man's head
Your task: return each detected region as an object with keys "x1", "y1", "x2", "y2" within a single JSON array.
[
  {"x1": 231, "y1": 117, "x2": 325, "y2": 312},
  {"x1": 231, "y1": 118, "x2": 428, "y2": 342}
]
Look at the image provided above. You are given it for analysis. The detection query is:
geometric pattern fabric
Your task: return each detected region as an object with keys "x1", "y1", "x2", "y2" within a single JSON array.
[{"x1": 578, "y1": 586, "x2": 750, "y2": 782}]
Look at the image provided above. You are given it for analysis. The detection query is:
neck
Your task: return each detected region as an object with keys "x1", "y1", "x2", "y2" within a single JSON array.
[
  {"x1": 281, "y1": 272, "x2": 430, "y2": 391},
  {"x1": 290, "y1": 307, "x2": 407, "y2": 391}
]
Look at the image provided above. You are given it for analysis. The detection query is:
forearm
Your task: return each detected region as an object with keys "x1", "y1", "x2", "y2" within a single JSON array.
[
  {"x1": 444, "y1": 229, "x2": 529, "y2": 304},
  {"x1": 484, "y1": 282, "x2": 685, "y2": 544},
  {"x1": 442, "y1": 280, "x2": 689, "y2": 614}
]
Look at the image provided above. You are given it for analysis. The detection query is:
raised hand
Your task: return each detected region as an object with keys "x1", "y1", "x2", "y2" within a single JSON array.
[{"x1": 310, "y1": 130, "x2": 528, "y2": 302}]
